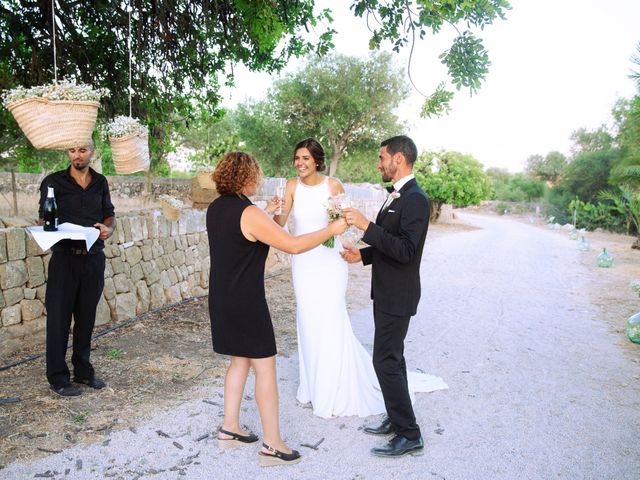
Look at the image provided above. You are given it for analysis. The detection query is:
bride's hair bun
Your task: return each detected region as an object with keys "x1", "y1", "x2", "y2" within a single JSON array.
[{"x1": 293, "y1": 138, "x2": 326, "y2": 172}]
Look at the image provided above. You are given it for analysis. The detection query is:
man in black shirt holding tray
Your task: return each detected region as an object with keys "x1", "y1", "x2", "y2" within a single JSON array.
[{"x1": 38, "y1": 140, "x2": 116, "y2": 397}]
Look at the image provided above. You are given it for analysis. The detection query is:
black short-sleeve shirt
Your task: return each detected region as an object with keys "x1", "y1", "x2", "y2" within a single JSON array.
[{"x1": 38, "y1": 167, "x2": 115, "y2": 253}]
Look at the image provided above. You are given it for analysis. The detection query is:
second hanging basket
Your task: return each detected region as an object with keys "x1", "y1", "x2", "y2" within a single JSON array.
[
  {"x1": 106, "y1": 116, "x2": 150, "y2": 174},
  {"x1": 110, "y1": 129, "x2": 150, "y2": 174}
]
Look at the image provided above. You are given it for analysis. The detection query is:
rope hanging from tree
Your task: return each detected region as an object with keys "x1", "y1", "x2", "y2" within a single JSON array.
[
  {"x1": 51, "y1": 0, "x2": 57, "y2": 83},
  {"x1": 128, "y1": 6, "x2": 132, "y2": 117}
]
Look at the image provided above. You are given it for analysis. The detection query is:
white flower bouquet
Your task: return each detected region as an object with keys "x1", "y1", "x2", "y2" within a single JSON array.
[
  {"x1": 106, "y1": 116, "x2": 150, "y2": 174},
  {"x1": 2, "y1": 80, "x2": 108, "y2": 150}
]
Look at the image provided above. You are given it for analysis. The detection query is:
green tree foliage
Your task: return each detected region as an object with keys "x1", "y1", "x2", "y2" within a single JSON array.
[
  {"x1": 567, "y1": 197, "x2": 627, "y2": 233},
  {"x1": 611, "y1": 96, "x2": 640, "y2": 187},
  {"x1": 415, "y1": 150, "x2": 491, "y2": 218},
  {"x1": 234, "y1": 52, "x2": 408, "y2": 178},
  {"x1": 486, "y1": 167, "x2": 544, "y2": 202},
  {"x1": 0, "y1": 0, "x2": 335, "y2": 173},
  {"x1": 178, "y1": 111, "x2": 239, "y2": 171},
  {"x1": 525, "y1": 151, "x2": 567, "y2": 184},
  {"x1": 351, "y1": 0, "x2": 511, "y2": 117},
  {"x1": 598, "y1": 187, "x2": 640, "y2": 247},
  {"x1": 556, "y1": 149, "x2": 620, "y2": 202},
  {"x1": 569, "y1": 126, "x2": 613, "y2": 155}
]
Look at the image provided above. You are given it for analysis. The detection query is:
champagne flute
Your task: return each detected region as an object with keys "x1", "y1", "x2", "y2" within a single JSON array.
[{"x1": 275, "y1": 178, "x2": 286, "y2": 215}]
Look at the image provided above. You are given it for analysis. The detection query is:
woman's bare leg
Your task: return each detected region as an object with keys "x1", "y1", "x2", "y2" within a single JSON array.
[
  {"x1": 251, "y1": 356, "x2": 293, "y2": 453},
  {"x1": 220, "y1": 356, "x2": 252, "y2": 437}
]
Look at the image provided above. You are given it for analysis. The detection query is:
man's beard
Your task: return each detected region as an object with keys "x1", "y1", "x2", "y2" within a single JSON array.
[{"x1": 72, "y1": 162, "x2": 88, "y2": 171}]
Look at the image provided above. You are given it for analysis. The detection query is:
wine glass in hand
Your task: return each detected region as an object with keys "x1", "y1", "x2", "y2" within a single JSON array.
[{"x1": 274, "y1": 178, "x2": 286, "y2": 215}]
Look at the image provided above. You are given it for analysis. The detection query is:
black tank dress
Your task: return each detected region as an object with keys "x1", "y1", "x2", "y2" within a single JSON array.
[{"x1": 206, "y1": 194, "x2": 277, "y2": 358}]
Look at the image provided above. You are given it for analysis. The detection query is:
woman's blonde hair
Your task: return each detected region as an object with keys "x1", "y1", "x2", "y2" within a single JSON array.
[{"x1": 213, "y1": 151, "x2": 262, "y2": 195}]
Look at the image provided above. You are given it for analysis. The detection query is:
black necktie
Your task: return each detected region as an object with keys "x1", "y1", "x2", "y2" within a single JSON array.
[{"x1": 385, "y1": 185, "x2": 395, "y2": 193}]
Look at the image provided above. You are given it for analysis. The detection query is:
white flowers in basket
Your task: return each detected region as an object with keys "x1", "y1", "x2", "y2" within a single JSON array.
[
  {"x1": 104, "y1": 115, "x2": 147, "y2": 139},
  {"x1": 159, "y1": 195, "x2": 185, "y2": 209},
  {"x1": 2, "y1": 80, "x2": 109, "y2": 107}
]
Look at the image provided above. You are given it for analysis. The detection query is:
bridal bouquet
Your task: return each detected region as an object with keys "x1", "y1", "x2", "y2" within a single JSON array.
[{"x1": 322, "y1": 194, "x2": 351, "y2": 248}]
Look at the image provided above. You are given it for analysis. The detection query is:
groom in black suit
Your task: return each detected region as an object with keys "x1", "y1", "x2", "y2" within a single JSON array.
[{"x1": 341, "y1": 135, "x2": 429, "y2": 457}]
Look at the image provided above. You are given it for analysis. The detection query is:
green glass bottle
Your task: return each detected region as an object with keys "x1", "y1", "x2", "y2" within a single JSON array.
[
  {"x1": 626, "y1": 312, "x2": 640, "y2": 344},
  {"x1": 578, "y1": 236, "x2": 590, "y2": 251},
  {"x1": 596, "y1": 248, "x2": 613, "y2": 268}
]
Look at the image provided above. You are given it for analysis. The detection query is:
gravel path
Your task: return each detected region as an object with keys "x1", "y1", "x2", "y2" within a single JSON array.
[{"x1": 3, "y1": 212, "x2": 639, "y2": 479}]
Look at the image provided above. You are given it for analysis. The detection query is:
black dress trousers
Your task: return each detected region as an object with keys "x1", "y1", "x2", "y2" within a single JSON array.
[
  {"x1": 45, "y1": 251, "x2": 105, "y2": 388},
  {"x1": 372, "y1": 305, "x2": 421, "y2": 441}
]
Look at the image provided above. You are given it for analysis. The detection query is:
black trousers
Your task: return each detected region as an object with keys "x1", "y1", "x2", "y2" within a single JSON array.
[
  {"x1": 45, "y1": 251, "x2": 105, "y2": 388},
  {"x1": 372, "y1": 305, "x2": 421, "y2": 440}
]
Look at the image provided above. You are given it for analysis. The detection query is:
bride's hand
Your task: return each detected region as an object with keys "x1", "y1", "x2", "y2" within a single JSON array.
[{"x1": 328, "y1": 218, "x2": 348, "y2": 235}]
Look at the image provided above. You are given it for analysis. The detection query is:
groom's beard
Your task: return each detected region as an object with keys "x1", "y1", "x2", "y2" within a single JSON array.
[{"x1": 380, "y1": 162, "x2": 396, "y2": 183}]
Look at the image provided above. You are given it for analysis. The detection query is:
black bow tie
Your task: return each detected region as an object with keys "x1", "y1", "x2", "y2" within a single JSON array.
[{"x1": 385, "y1": 185, "x2": 395, "y2": 193}]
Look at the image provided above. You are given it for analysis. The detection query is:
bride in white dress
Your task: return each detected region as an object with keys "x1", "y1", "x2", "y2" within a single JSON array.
[{"x1": 275, "y1": 138, "x2": 447, "y2": 418}]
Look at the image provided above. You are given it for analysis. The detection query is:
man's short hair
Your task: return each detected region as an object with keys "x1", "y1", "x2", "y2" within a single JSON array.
[
  {"x1": 69, "y1": 138, "x2": 95, "y2": 151},
  {"x1": 381, "y1": 135, "x2": 417, "y2": 165}
]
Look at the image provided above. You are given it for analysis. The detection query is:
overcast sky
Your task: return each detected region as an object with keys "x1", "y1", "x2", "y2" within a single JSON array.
[{"x1": 220, "y1": 0, "x2": 640, "y2": 173}]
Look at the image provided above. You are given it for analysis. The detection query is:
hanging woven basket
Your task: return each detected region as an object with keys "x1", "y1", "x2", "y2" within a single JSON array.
[
  {"x1": 196, "y1": 171, "x2": 216, "y2": 189},
  {"x1": 7, "y1": 97, "x2": 99, "y2": 150},
  {"x1": 161, "y1": 201, "x2": 181, "y2": 221},
  {"x1": 110, "y1": 129, "x2": 150, "y2": 174}
]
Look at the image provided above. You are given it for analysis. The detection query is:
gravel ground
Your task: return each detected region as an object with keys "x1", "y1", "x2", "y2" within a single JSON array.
[{"x1": 2, "y1": 212, "x2": 639, "y2": 479}]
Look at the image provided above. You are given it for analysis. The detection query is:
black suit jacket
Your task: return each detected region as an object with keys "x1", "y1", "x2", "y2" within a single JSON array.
[{"x1": 360, "y1": 178, "x2": 429, "y2": 317}]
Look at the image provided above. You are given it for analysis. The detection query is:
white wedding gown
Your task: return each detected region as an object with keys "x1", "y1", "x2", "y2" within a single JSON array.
[{"x1": 290, "y1": 177, "x2": 448, "y2": 418}]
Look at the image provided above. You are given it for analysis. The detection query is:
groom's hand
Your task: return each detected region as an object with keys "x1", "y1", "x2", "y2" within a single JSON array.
[
  {"x1": 342, "y1": 208, "x2": 370, "y2": 231},
  {"x1": 340, "y1": 246, "x2": 361, "y2": 264}
]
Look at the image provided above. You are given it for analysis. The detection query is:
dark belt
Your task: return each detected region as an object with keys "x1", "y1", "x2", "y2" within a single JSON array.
[{"x1": 63, "y1": 248, "x2": 89, "y2": 255}]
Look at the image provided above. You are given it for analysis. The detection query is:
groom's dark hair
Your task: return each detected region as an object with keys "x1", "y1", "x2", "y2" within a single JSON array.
[{"x1": 381, "y1": 135, "x2": 417, "y2": 165}]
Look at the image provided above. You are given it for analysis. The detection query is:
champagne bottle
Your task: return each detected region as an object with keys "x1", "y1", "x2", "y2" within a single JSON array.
[{"x1": 43, "y1": 184, "x2": 58, "y2": 231}]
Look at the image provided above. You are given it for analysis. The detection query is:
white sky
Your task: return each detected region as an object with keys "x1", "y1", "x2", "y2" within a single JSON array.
[{"x1": 220, "y1": 0, "x2": 640, "y2": 173}]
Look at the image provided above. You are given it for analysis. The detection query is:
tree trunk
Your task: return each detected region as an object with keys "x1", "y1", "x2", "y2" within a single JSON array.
[
  {"x1": 329, "y1": 149, "x2": 340, "y2": 178},
  {"x1": 10, "y1": 170, "x2": 18, "y2": 216},
  {"x1": 429, "y1": 201, "x2": 441, "y2": 222},
  {"x1": 144, "y1": 170, "x2": 152, "y2": 206}
]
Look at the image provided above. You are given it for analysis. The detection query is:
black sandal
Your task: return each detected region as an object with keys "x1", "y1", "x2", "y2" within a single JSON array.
[
  {"x1": 259, "y1": 442, "x2": 301, "y2": 466},
  {"x1": 217, "y1": 428, "x2": 259, "y2": 448}
]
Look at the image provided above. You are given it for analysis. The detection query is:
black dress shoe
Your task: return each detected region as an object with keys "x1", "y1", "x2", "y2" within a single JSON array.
[
  {"x1": 371, "y1": 434, "x2": 424, "y2": 457},
  {"x1": 50, "y1": 384, "x2": 82, "y2": 397},
  {"x1": 364, "y1": 417, "x2": 394, "y2": 436},
  {"x1": 73, "y1": 377, "x2": 106, "y2": 389}
]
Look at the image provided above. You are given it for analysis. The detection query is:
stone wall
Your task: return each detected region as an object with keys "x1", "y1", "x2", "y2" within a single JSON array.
[
  {"x1": 0, "y1": 207, "x2": 290, "y2": 356},
  {"x1": 0, "y1": 172, "x2": 193, "y2": 201}
]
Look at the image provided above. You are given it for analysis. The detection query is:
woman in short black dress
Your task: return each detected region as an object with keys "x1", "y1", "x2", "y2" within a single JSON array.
[{"x1": 207, "y1": 152, "x2": 346, "y2": 466}]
